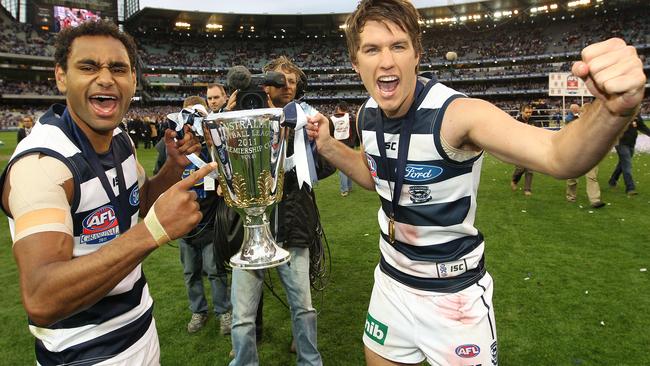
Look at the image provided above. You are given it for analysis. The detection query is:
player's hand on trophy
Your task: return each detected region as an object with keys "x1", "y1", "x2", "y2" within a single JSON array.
[
  {"x1": 306, "y1": 113, "x2": 331, "y2": 148},
  {"x1": 153, "y1": 162, "x2": 217, "y2": 240},
  {"x1": 572, "y1": 38, "x2": 645, "y2": 117},
  {"x1": 163, "y1": 126, "x2": 201, "y2": 167}
]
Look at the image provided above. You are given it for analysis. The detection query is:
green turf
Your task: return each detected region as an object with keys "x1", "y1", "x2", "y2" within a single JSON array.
[{"x1": 1, "y1": 130, "x2": 649, "y2": 365}]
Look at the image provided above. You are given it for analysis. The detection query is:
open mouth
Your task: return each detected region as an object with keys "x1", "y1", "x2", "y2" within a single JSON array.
[
  {"x1": 377, "y1": 76, "x2": 399, "y2": 95},
  {"x1": 89, "y1": 94, "x2": 118, "y2": 116}
]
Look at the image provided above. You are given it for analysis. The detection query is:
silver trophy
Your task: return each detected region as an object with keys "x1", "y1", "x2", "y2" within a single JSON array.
[{"x1": 202, "y1": 108, "x2": 290, "y2": 269}]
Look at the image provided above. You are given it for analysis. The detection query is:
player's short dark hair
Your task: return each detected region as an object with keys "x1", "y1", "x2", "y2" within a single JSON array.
[
  {"x1": 54, "y1": 19, "x2": 138, "y2": 71},
  {"x1": 345, "y1": 0, "x2": 423, "y2": 65}
]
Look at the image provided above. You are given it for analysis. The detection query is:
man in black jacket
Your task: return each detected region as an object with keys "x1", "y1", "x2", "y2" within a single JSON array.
[
  {"x1": 229, "y1": 56, "x2": 333, "y2": 366},
  {"x1": 608, "y1": 113, "x2": 650, "y2": 195},
  {"x1": 17, "y1": 115, "x2": 33, "y2": 143}
]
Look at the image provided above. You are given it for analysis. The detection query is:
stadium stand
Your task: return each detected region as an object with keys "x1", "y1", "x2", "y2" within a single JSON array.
[{"x1": 0, "y1": 0, "x2": 648, "y2": 131}]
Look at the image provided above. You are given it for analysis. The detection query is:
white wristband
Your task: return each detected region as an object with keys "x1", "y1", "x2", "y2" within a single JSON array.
[{"x1": 144, "y1": 203, "x2": 170, "y2": 246}]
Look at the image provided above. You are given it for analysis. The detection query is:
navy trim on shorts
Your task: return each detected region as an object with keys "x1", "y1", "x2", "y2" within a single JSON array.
[{"x1": 379, "y1": 255, "x2": 485, "y2": 292}]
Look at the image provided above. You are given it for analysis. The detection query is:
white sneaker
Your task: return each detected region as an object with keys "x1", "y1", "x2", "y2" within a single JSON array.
[
  {"x1": 220, "y1": 311, "x2": 232, "y2": 335},
  {"x1": 187, "y1": 313, "x2": 208, "y2": 333}
]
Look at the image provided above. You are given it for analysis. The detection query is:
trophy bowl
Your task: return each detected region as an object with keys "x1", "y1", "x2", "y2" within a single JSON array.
[{"x1": 202, "y1": 108, "x2": 290, "y2": 269}]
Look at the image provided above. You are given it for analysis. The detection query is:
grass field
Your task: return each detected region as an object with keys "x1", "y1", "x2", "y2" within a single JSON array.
[{"x1": 1, "y1": 130, "x2": 649, "y2": 365}]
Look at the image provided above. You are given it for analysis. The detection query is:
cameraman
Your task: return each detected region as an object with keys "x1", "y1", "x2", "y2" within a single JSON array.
[{"x1": 229, "y1": 56, "x2": 333, "y2": 366}]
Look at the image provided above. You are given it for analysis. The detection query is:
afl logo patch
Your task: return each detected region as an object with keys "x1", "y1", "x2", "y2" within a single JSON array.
[
  {"x1": 366, "y1": 154, "x2": 379, "y2": 184},
  {"x1": 81, "y1": 205, "x2": 120, "y2": 245},
  {"x1": 129, "y1": 185, "x2": 140, "y2": 206},
  {"x1": 409, "y1": 186, "x2": 431, "y2": 203},
  {"x1": 455, "y1": 344, "x2": 480, "y2": 358}
]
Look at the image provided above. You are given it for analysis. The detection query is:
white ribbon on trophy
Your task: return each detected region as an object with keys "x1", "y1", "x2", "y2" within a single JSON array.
[
  {"x1": 166, "y1": 104, "x2": 219, "y2": 179},
  {"x1": 283, "y1": 101, "x2": 318, "y2": 189}
]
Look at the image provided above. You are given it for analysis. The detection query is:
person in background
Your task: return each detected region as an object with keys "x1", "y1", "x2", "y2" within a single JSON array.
[
  {"x1": 154, "y1": 95, "x2": 232, "y2": 335},
  {"x1": 565, "y1": 103, "x2": 606, "y2": 208},
  {"x1": 229, "y1": 56, "x2": 331, "y2": 366},
  {"x1": 207, "y1": 83, "x2": 228, "y2": 112},
  {"x1": 510, "y1": 104, "x2": 535, "y2": 196},
  {"x1": 608, "y1": 112, "x2": 650, "y2": 196},
  {"x1": 17, "y1": 115, "x2": 34, "y2": 143},
  {"x1": 330, "y1": 101, "x2": 358, "y2": 197}
]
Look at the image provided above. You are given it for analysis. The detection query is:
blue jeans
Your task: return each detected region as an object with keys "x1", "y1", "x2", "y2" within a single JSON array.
[
  {"x1": 179, "y1": 226, "x2": 231, "y2": 316},
  {"x1": 609, "y1": 144, "x2": 635, "y2": 192},
  {"x1": 230, "y1": 247, "x2": 321, "y2": 366},
  {"x1": 339, "y1": 170, "x2": 352, "y2": 193}
]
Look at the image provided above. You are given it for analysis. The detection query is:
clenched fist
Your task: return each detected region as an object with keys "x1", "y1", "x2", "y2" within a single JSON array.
[{"x1": 572, "y1": 38, "x2": 646, "y2": 117}]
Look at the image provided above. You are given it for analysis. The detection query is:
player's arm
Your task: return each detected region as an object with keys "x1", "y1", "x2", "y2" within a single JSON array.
[
  {"x1": 444, "y1": 38, "x2": 645, "y2": 179},
  {"x1": 2, "y1": 155, "x2": 214, "y2": 327},
  {"x1": 139, "y1": 127, "x2": 200, "y2": 215},
  {"x1": 306, "y1": 111, "x2": 375, "y2": 190}
]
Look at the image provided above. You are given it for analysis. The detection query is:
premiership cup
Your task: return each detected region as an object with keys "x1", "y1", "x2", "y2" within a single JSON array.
[{"x1": 202, "y1": 108, "x2": 290, "y2": 269}]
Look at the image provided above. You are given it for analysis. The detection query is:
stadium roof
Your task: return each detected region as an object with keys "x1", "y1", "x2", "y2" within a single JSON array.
[
  {"x1": 137, "y1": 0, "x2": 484, "y2": 15},
  {"x1": 126, "y1": 0, "x2": 632, "y2": 35}
]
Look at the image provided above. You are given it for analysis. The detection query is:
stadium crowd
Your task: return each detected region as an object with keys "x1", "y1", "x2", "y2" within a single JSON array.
[{"x1": 0, "y1": 3, "x2": 648, "y2": 131}]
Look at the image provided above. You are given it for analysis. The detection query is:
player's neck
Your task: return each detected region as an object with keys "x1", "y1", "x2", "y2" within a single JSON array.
[{"x1": 72, "y1": 116, "x2": 113, "y2": 154}]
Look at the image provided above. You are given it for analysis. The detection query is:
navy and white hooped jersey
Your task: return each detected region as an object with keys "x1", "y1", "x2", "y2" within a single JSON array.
[
  {"x1": 1, "y1": 104, "x2": 153, "y2": 365},
  {"x1": 360, "y1": 79, "x2": 486, "y2": 293}
]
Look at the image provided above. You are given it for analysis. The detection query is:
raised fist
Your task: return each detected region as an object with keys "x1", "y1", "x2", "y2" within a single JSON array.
[{"x1": 572, "y1": 38, "x2": 646, "y2": 117}]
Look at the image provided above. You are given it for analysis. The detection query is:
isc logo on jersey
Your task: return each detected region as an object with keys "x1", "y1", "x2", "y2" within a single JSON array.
[
  {"x1": 81, "y1": 205, "x2": 120, "y2": 245},
  {"x1": 455, "y1": 344, "x2": 481, "y2": 358}
]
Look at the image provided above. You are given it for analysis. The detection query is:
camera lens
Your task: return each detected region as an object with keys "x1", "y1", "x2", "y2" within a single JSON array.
[{"x1": 239, "y1": 92, "x2": 265, "y2": 110}]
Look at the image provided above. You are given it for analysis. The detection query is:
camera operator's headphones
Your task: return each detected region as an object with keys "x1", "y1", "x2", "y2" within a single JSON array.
[{"x1": 295, "y1": 69, "x2": 308, "y2": 100}]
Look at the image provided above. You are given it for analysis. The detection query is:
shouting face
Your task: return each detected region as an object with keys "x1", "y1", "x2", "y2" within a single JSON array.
[
  {"x1": 55, "y1": 35, "x2": 136, "y2": 138},
  {"x1": 352, "y1": 20, "x2": 420, "y2": 119}
]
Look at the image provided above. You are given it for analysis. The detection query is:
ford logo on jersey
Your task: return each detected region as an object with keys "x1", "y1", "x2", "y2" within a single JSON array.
[
  {"x1": 81, "y1": 205, "x2": 120, "y2": 245},
  {"x1": 455, "y1": 344, "x2": 480, "y2": 358},
  {"x1": 404, "y1": 164, "x2": 442, "y2": 182},
  {"x1": 129, "y1": 185, "x2": 140, "y2": 206}
]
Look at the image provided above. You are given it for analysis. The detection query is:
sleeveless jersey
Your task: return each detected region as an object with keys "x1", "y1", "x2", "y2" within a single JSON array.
[
  {"x1": 0, "y1": 104, "x2": 153, "y2": 365},
  {"x1": 359, "y1": 79, "x2": 486, "y2": 293}
]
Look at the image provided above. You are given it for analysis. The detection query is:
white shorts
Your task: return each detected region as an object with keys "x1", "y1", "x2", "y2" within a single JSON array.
[
  {"x1": 96, "y1": 318, "x2": 160, "y2": 365},
  {"x1": 363, "y1": 266, "x2": 498, "y2": 366}
]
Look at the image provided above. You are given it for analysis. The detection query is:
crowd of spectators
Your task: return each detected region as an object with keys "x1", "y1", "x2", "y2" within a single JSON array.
[
  {"x1": 130, "y1": 7, "x2": 650, "y2": 70},
  {"x1": 0, "y1": 3, "x2": 648, "y2": 132},
  {"x1": 2, "y1": 5, "x2": 646, "y2": 68},
  {"x1": 0, "y1": 16, "x2": 54, "y2": 57},
  {"x1": 0, "y1": 80, "x2": 59, "y2": 96}
]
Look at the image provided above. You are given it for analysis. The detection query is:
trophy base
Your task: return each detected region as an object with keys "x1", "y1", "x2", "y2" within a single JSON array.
[{"x1": 230, "y1": 246, "x2": 291, "y2": 270}]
